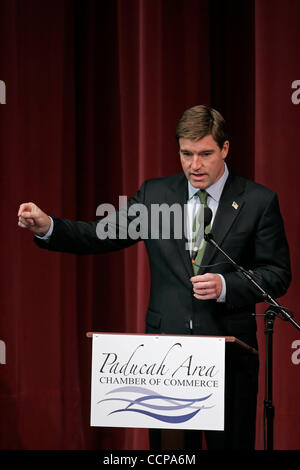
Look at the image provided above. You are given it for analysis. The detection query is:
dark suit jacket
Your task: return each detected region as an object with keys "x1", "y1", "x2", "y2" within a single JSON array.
[{"x1": 35, "y1": 171, "x2": 291, "y2": 350}]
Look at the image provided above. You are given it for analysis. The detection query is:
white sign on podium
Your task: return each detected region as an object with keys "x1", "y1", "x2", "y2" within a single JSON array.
[{"x1": 90, "y1": 334, "x2": 225, "y2": 431}]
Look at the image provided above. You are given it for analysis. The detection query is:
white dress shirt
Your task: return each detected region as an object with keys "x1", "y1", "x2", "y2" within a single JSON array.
[{"x1": 187, "y1": 164, "x2": 229, "y2": 302}]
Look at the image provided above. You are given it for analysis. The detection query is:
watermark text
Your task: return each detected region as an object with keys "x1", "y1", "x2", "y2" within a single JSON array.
[
  {"x1": 0, "y1": 80, "x2": 6, "y2": 104},
  {"x1": 291, "y1": 339, "x2": 300, "y2": 365},
  {"x1": 96, "y1": 196, "x2": 205, "y2": 250},
  {"x1": 291, "y1": 80, "x2": 300, "y2": 104},
  {"x1": 0, "y1": 340, "x2": 6, "y2": 364}
]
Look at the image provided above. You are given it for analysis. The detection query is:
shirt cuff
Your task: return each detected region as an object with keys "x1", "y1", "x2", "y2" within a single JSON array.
[
  {"x1": 216, "y1": 274, "x2": 226, "y2": 303},
  {"x1": 34, "y1": 217, "x2": 54, "y2": 240}
]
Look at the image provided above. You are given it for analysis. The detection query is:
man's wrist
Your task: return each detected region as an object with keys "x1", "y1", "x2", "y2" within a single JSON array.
[{"x1": 35, "y1": 217, "x2": 54, "y2": 240}]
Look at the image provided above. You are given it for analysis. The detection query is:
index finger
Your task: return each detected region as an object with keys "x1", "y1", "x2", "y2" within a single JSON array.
[
  {"x1": 190, "y1": 273, "x2": 211, "y2": 282},
  {"x1": 18, "y1": 202, "x2": 34, "y2": 217}
]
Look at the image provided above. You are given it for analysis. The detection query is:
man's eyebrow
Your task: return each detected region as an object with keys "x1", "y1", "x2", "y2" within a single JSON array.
[
  {"x1": 180, "y1": 148, "x2": 215, "y2": 154},
  {"x1": 198, "y1": 149, "x2": 214, "y2": 154}
]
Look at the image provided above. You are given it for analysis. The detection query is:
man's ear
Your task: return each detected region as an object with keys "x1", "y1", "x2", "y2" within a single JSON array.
[{"x1": 222, "y1": 140, "x2": 229, "y2": 159}]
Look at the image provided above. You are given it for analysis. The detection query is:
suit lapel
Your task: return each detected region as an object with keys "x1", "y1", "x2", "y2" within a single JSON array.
[
  {"x1": 198, "y1": 172, "x2": 246, "y2": 274},
  {"x1": 165, "y1": 175, "x2": 194, "y2": 278}
]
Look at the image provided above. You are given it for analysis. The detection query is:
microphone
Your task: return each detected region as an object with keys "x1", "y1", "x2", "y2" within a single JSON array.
[
  {"x1": 204, "y1": 207, "x2": 213, "y2": 227},
  {"x1": 191, "y1": 207, "x2": 213, "y2": 261}
]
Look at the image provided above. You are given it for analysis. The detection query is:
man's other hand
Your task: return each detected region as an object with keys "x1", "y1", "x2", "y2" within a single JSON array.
[
  {"x1": 190, "y1": 273, "x2": 223, "y2": 300},
  {"x1": 18, "y1": 202, "x2": 51, "y2": 234}
]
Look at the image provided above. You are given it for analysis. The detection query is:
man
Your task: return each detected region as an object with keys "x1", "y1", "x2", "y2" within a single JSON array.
[{"x1": 18, "y1": 105, "x2": 291, "y2": 449}]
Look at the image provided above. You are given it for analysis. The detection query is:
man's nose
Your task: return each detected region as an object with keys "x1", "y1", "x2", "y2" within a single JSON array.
[{"x1": 191, "y1": 155, "x2": 203, "y2": 170}]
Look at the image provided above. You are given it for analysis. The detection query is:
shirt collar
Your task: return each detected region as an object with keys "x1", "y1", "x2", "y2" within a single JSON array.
[{"x1": 188, "y1": 163, "x2": 229, "y2": 202}]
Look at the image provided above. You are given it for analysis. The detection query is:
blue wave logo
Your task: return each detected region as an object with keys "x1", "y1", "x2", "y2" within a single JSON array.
[{"x1": 97, "y1": 386, "x2": 214, "y2": 424}]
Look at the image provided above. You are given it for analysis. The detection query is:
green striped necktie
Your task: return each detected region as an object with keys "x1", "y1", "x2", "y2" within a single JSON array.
[{"x1": 192, "y1": 190, "x2": 211, "y2": 274}]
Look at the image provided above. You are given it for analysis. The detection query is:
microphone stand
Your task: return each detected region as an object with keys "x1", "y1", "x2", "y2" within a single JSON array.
[{"x1": 204, "y1": 232, "x2": 300, "y2": 450}]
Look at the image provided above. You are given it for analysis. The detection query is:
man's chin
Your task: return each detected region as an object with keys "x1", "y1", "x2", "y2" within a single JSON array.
[{"x1": 189, "y1": 177, "x2": 208, "y2": 189}]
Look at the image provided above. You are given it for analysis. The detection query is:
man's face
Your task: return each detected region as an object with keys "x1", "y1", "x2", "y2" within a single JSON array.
[{"x1": 179, "y1": 135, "x2": 229, "y2": 189}]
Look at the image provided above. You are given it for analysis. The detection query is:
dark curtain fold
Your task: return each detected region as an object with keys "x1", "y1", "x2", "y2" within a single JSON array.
[{"x1": 0, "y1": 0, "x2": 299, "y2": 450}]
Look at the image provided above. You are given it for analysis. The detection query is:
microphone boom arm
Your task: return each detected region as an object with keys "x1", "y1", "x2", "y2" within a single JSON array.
[{"x1": 204, "y1": 232, "x2": 300, "y2": 331}]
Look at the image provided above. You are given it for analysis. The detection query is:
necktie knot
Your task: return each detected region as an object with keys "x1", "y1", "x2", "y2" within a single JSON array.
[{"x1": 197, "y1": 189, "x2": 208, "y2": 205}]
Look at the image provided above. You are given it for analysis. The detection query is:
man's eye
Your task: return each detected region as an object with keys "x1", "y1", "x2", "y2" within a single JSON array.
[{"x1": 182, "y1": 152, "x2": 192, "y2": 157}]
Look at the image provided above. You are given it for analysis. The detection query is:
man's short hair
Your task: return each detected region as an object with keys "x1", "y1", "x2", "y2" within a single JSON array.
[{"x1": 175, "y1": 105, "x2": 229, "y2": 149}]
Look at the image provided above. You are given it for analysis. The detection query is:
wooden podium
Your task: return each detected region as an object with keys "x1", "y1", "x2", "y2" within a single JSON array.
[
  {"x1": 87, "y1": 331, "x2": 257, "y2": 351},
  {"x1": 86, "y1": 331, "x2": 257, "y2": 355}
]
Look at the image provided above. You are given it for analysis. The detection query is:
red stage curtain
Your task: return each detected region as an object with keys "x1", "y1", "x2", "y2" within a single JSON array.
[
  {"x1": 0, "y1": 0, "x2": 299, "y2": 450},
  {"x1": 254, "y1": 0, "x2": 300, "y2": 450}
]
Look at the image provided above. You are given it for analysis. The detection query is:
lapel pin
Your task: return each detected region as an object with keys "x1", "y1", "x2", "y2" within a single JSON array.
[{"x1": 232, "y1": 201, "x2": 239, "y2": 210}]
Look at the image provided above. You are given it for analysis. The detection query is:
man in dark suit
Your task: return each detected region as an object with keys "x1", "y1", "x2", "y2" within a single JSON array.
[{"x1": 18, "y1": 105, "x2": 291, "y2": 450}]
